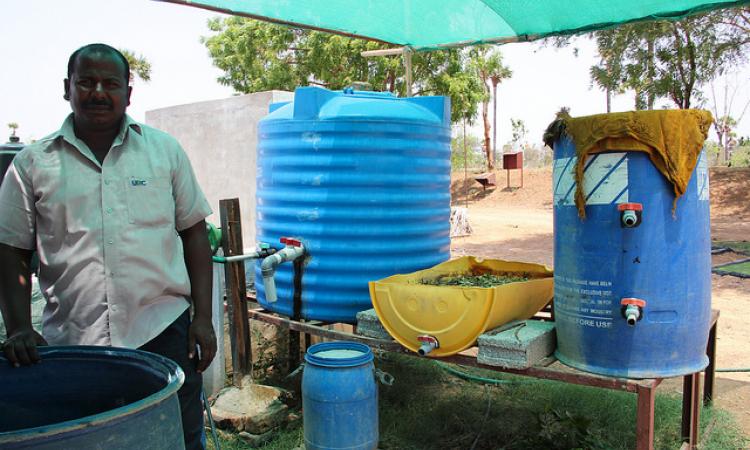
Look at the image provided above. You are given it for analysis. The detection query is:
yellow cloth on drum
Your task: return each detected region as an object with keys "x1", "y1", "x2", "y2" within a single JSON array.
[{"x1": 562, "y1": 109, "x2": 713, "y2": 218}]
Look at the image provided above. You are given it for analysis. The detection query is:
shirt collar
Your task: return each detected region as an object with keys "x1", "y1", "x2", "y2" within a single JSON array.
[{"x1": 56, "y1": 113, "x2": 143, "y2": 148}]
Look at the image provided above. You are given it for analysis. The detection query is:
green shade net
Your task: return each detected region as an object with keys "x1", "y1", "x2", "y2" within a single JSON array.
[{"x1": 158, "y1": 0, "x2": 749, "y2": 48}]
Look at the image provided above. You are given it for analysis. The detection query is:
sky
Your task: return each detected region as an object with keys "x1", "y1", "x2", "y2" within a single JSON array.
[{"x1": 2, "y1": 0, "x2": 749, "y2": 148}]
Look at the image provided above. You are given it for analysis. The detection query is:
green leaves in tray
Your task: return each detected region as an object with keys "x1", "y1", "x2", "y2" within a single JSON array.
[{"x1": 419, "y1": 273, "x2": 529, "y2": 288}]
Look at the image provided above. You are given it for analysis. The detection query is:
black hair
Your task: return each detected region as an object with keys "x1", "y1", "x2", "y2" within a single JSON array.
[{"x1": 67, "y1": 43, "x2": 130, "y2": 84}]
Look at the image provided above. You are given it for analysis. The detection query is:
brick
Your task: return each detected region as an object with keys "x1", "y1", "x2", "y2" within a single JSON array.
[{"x1": 477, "y1": 320, "x2": 556, "y2": 369}]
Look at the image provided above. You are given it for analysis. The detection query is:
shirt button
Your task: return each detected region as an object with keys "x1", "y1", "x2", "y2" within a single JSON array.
[
  {"x1": 104, "y1": 179, "x2": 111, "y2": 185},
  {"x1": 108, "y1": 239, "x2": 114, "y2": 245},
  {"x1": 106, "y1": 207, "x2": 113, "y2": 214}
]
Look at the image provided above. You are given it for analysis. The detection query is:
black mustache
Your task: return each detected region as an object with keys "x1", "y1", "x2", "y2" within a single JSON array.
[{"x1": 83, "y1": 100, "x2": 112, "y2": 108}]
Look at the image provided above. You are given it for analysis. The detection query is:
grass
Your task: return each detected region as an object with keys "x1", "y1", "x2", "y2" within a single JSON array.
[
  {"x1": 714, "y1": 260, "x2": 750, "y2": 277},
  {"x1": 713, "y1": 240, "x2": 750, "y2": 255},
  {"x1": 208, "y1": 354, "x2": 748, "y2": 450}
]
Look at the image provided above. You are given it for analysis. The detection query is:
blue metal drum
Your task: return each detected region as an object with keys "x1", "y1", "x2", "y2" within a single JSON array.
[
  {"x1": 1, "y1": 136, "x2": 24, "y2": 187},
  {"x1": 552, "y1": 136, "x2": 711, "y2": 378},
  {"x1": 256, "y1": 87, "x2": 451, "y2": 322},
  {"x1": 0, "y1": 346, "x2": 185, "y2": 449},
  {"x1": 302, "y1": 341, "x2": 378, "y2": 450}
]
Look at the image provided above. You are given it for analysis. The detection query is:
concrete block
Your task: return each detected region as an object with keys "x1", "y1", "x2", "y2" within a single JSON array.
[
  {"x1": 210, "y1": 379, "x2": 291, "y2": 434},
  {"x1": 146, "y1": 90, "x2": 293, "y2": 247},
  {"x1": 355, "y1": 309, "x2": 392, "y2": 340},
  {"x1": 477, "y1": 320, "x2": 556, "y2": 369}
]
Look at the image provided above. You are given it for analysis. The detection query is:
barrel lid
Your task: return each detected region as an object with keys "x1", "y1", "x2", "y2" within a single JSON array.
[
  {"x1": 263, "y1": 86, "x2": 450, "y2": 127},
  {"x1": 305, "y1": 341, "x2": 373, "y2": 367}
]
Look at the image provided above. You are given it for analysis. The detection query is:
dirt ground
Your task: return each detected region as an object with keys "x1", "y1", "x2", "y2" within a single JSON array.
[{"x1": 450, "y1": 166, "x2": 750, "y2": 434}]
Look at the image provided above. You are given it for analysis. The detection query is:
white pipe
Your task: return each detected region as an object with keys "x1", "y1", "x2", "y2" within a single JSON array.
[
  {"x1": 260, "y1": 243, "x2": 305, "y2": 303},
  {"x1": 361, "y1": 47, "x2": 406, "y2": 57},
  {"x1": 212, "y1": 246, "x2": 275, "y2": 263}
]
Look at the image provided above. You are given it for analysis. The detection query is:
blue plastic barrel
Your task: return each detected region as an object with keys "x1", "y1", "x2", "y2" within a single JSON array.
[
  {"x1": 552, "y1": 136, "x2": 711, "y2": 378},
  {"x1": 256, "y1": 86, "x2": 451, "y2": 322},
  {"x1": 1, "y1": 136, "x2": 24, "y2": 187},
  {"x1": 302, "y1": 341, "x2": 378, "y2": 450},
  {"x1": 0, "y1": 346, "x2": 185, "y2": 449}
]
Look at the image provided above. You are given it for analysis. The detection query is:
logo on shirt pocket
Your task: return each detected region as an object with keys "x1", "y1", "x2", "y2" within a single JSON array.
[{"x1": 125, "y1": 176, "x2": 174, "y2": 227}]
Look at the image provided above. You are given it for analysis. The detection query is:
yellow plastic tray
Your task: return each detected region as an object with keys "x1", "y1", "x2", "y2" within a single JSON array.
[{"x1": 369, "y1": 256, "x2": 554, "y2": 357}]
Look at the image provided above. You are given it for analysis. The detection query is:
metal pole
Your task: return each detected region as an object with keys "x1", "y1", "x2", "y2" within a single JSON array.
[
  {"x1": 463, "y1": 119, "x2": 468, "y2": 209},
  {"x1": 492, "y1": 83, "x2": 498, "y2": 169}
]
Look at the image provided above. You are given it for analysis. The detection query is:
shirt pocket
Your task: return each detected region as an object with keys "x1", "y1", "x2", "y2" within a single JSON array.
[{"x1": 125, "y1": 176, "x2": 175, "y2": 227}]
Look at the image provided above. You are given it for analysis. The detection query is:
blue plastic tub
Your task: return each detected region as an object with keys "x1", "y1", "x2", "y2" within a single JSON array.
[
  {"x1": 0, "y1": 346, "x2": 185, "y2": 449},
  {"x1": 302, "y1": 341, "x2": 378, "y2": 450},
  {"x1": 552, "y1": 136, "x2": 711, "y2": 378}
]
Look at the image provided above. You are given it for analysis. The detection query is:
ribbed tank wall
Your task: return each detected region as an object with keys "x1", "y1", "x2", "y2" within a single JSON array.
[
  {"x1": 552, "y1": 136, "x2": 711, "y2": 378},
  {"x1": 256, "y1": 87, "x2": 451, "y2": 322}
]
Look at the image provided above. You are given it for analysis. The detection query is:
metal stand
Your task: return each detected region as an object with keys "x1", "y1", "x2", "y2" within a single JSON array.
[{"x1": 246, "y1": 303, "x2": 719, "y2": 450}]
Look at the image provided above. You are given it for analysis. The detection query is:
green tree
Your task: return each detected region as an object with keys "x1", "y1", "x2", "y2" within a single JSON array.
[
  {"x1": 710, "y1": 76, "x2": 750, "y2": 163},
  {"x1": 201, "y1": 17, "x2": 484, "y2": 124},
  {"x1": 587, "y1": 10, "x2": 749, "y2": 110},
  {"x1": 450, "y1": 133, "x2": 483, "y2": 169},
  {"x1": 510, "y1": 118, "x2": 528, "y2": 150},
  {"x1": 489, "y1": 52, "x2": 513, "y2": 166},
  {"x1": 7, "y1": 122, "x2": 18, "y2": 137},
  {"x1": 119, "y1": 49, "x2": 152, "y2": 83},
  {"x1": 468, "y1": 45, "x2": 512, "y2": 170}
]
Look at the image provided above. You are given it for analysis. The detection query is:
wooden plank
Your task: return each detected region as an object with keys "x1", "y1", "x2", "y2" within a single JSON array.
[
  {"x1": 220, "y1": 198, "x2": 251, "y2": 386},
  {"x1": 636, "y1": 384, "x2": 656, "y2": 450},
  {"x1": 247, "y1": 308, "x2": 404, "y2": 351}
]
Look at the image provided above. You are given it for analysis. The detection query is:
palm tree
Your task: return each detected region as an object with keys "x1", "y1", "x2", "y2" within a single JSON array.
[
  {"x1": 119, "y1": 49, "x2": 152, "y2": 83},
  {"x1": 7, "y1": 122, "x2": 19, "y2": 137},
  {"x1": 469, "y1": 46, "x2": 512, "y2": 171},
  {"x1": 490, "y1": 58, "x2": 513, "y2": 165}
]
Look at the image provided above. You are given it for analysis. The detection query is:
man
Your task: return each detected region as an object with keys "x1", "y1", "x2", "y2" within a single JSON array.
[{"x1": 0, "y1": 43, "x2": 216, "y2": 450}]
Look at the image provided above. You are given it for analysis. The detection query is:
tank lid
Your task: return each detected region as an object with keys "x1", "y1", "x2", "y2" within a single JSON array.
[
  {"x1": 263, "y1": 86, "x2": 450, "y2": 127},
  {"x1": 305, "y1": 341, "x2": 374, "y2": 367}
]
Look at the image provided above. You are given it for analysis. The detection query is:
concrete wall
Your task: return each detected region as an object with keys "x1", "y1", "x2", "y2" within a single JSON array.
[{"x1": 145, "y1": 91, "x2": 293, "y2": 247}]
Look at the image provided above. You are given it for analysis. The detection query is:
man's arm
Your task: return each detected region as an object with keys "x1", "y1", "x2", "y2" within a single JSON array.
[
  {"x1": 179, "y1": 220, "x2": 216, "y2": 373},
  {"x1": 0, "y1": 243, "x2": 47, "y2": 366}
]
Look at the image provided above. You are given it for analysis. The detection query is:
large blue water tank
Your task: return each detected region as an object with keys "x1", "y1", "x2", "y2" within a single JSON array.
[
  {"x1": 552, "y1": 136, "x2": 711, "y2": 378},
  {"x1": 0, "y1": 346, "x2": 185, "y2": 449},
  {"x1": 302, "y1": 341, "x2": 378, "y2": 450},
  {"x1": 255, "y1": 87, "x2": 451, "y2": 322}
]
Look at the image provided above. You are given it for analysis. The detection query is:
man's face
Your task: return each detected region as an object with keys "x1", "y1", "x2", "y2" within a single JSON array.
[{"x1": 64, "y1": 51, "x2": 132, "y2": 132}]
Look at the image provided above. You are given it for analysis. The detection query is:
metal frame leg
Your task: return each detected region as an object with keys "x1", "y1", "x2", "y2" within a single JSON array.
[
  {"x1": 681, "y1": 373, "x2": 702, "y2": 449},
  {"x1": 636, "y1": 384, "x2": 656, "y2": 450},
  {"x1": 703, "y1": 322, "x2": 718, "y2": 405}
]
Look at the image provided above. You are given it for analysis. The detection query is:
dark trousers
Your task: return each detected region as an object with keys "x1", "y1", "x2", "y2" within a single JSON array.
[{"x1": 139, "y1": 310, "x2": 204, "y2": 450}]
